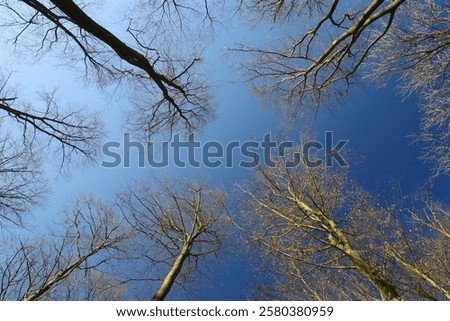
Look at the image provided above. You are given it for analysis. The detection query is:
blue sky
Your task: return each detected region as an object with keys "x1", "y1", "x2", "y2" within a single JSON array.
[{"x1": 2, "y1": 2, "x2": 448, "y2": 300}]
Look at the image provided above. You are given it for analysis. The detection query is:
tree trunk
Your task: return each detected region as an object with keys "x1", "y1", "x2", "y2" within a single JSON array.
[
  {"x1": 294, "y1": 198, "x2": 401, "y2": 300},
  {"x1": 151, "y1": 243, "x2": 190, "y2": 301}
]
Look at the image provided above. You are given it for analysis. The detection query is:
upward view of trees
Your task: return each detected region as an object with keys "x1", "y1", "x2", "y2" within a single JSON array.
[
  {"x1": 0, "y1": 1, "x2": 448, "y2": 301},
  {"x1": 234, "y1": 147, "x2": 449, "y2": 300},
  {"x1": 0, "y1": 196, "x2": 126, "y2": 301},
  {"x1": 116, "y1": 177, "x2": 228, "y2": 300},
  {"x1": 370, "y1": 1, "x2": 450, "y2": 176},
  {"x1": 235, "y1": 0, "x2": 449, "y2": 175},
  {"x1": 0, "y1": 177, "x2": 228, "y2": 301}
]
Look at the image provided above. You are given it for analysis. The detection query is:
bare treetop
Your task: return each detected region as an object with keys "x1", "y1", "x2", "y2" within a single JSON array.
[
  {"x1": 234, "y1": 0, "x2": 449, "y2": 177},
  {"x1": 0, "y1": 196, "x2": 127, "y2": 301},
  {"x1": 369, "y1": 1, "x2": 450, "y2": 176},
  {"x1": 234, "y1": 0, "x2": 406, "y2": 113},
  {"x1": 117, "y1": 176, "x2": 229, "y2": 300},
  {"x1": 235, "y1": 145, "x2": 449, "y2": 300},
  {"x1": 1, "y1": 0, "x2": 215, "y2": 137}
]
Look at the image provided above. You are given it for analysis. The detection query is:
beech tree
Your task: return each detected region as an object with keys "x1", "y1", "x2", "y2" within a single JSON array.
[
  {"x1": 369, "y1": 1, "x2": 450, "y2": 176},
  {"x1": 382, "y1": 198, "x2": 450, "y2": 300},
  {"x1": 0, "y1": 131, "x2": 44, "y2": 227},
  {"x1": 0, "y1": 0, "x2": 215, "y2": 226},
  {"x1": 234, "y1": 146, "x2": 449, "y2": 300},
  {"x1": 234, "y1": 0, "x2": 449, "y2": 176},
  {"x1": 116, "y1": 176, "x2": 228, "y2": 301},
  {"x1": 0, "y1": 0, "x2": 215, "y2": 137},
  {"x1": 0, "y1": 0, "x2": 447, "y2": 302},
  {"x1": 234, "y1": 0, "x2": 406, "y2": 112},
  {"x1": 0, "y1": 196, "x2": 126, "y2": 301}
]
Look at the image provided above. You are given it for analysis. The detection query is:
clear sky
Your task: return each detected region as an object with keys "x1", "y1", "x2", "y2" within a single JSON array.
[{"x1": 2, "y1": 1, "x2": 448, "y2": 300}]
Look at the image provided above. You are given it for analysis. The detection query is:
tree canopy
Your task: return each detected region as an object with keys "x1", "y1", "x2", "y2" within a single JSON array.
[{"x1": 0, "y1": 0, "x2": 448, "y2": 301}]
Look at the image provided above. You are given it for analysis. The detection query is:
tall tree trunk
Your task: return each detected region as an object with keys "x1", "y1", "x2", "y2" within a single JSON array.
[
  {"x1": 294, "y1": 198, "x2": 401, "y2": 300},
  {"x1": 151, "y1": 243, "x2": 190, "y2": 301}
]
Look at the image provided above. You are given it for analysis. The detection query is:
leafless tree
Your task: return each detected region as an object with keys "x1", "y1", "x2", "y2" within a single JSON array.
[
  {"x1": 0, "y1": 196, "x2": 127, "y2": 301},
  {"x1": 0, "y1": 84, "x2": 103, "y2": 166},
  {"x1": 116, "y1": 176, "x2": 229, "y2": 301},
  {"x1": 234, "y1": 0, "x2": 449, "y2": 176},
  {"x1": 0, "y1": 0, "x2": 217, "y2": 226},
  {"x1": 369, "y1": 1, "x2": 450, "y2": 176},
  {"x1": 381, "y1": 197, "x2": 450, "y2": 300},
  {"x1": 235, "y1": 150, "x2": 402, "y2": 300},
  {"x1": 234, "y1": 143, "x2": 450, "y2": 300},
  {"x1": 128, "y1": 0, "x2": 219, "y2": 34},
  {"x1": 0, "y1": 74, "x2": 103, "y2": 226},
  {"x1": 0, "y1": 0, "x2": 216, "y2": 137},
  {"x1": 234, "y1": 0, "x2": 406, "y2": 114},
  {"x1": 0, "y1": 130, "x2": 45, "y2": 227}
]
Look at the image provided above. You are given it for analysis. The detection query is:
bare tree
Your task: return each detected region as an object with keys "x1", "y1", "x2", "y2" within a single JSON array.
[
  {"x1": 234, "y1": 0, "x2": 449, "y2": 176},
  {"x1": 0, "y1": 0, "x2": 216, "y2": 226},
  {"x1": 234, "y1": 143, "x2": 450, "y2": 300},
  {"x1": 116, "y1": 176, "x2": 228, "y2": 301},
  {"x1": 0, "y1": 131, "x2": 45, "y2": 227},
  {"x1": 0, "y1": 196, "x2": 127, "y2": 301},
  {"x1": 0, "y1": 74, "x2": 103, "y2": 226},
  {"x1": 0, "y1": 86, "x2": 103, "y2": 166},
  {"x1": 234, "y1": 0, "x2": 406, "y2": 113},
  {"x1": 369, "y1": 1, "x2": 450, "y2": 176},
  {"x1": 382, "y1": 197, "x2": 450, "y2": 300},
  {"x1": 0, "y1": 0, "x2": 216, "y2": 137},
  {"x1": 235, "y1": 151, "x2": 402, "y2": 300}
]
